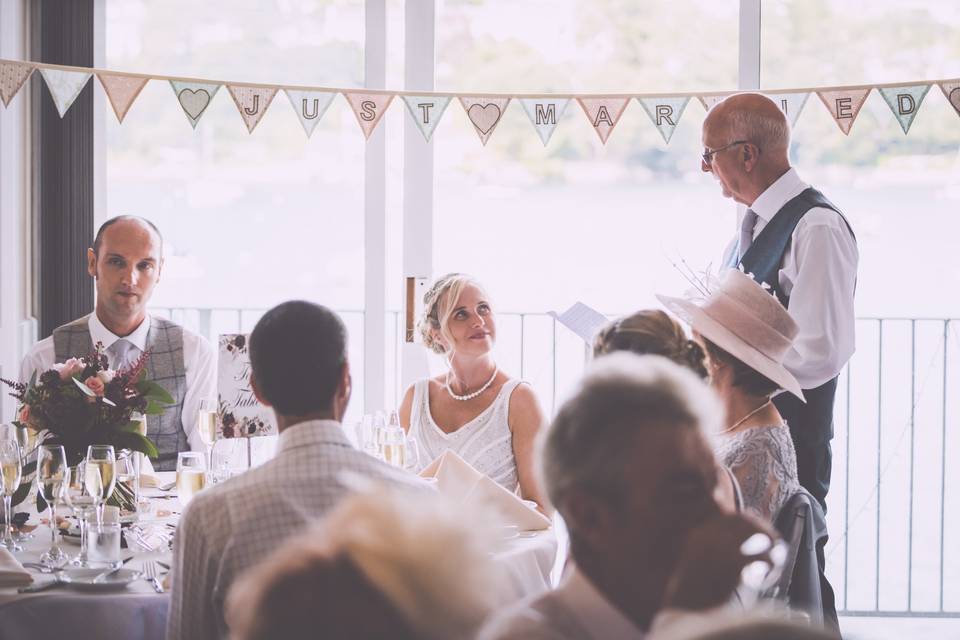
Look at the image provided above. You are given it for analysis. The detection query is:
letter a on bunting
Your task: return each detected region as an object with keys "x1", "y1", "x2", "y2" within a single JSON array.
[
  {"x1": 402, "y1": 95, "x2": 452, "y2": 142},
  {"x1": 227, "y1": 85, "x2": 278, "y2": 133},
  {"x1": 577, "y1": 98, "x2": 629, "y2": 144},
  {"x1": 170, "y1": 80, "x2": 221, "y2": 129},
  {"x1": 97, "y1": 74, "x2": 149, "y2": 123},
  {"x1": 39, "y1": 69, "x2": 92, "y2": 118},
  {"x1": 459, "y1": 96, "x2": 511, "y2": 145},
  {"x1": 940, "y1": 80, "x2": 960, "y2": 118},
  {"x1": 343, "y1": 92, "x2": 394, "y2": 139},
  {"x1": 0, "y1": 61, "x2": 34, "y2": 107},
  {"x1": 284, "y1": 89, "x2": 337, "y2": 137},
  {"x1": 519, "y1": 98, "x2": 569, "y2": 146},
  {"x1": 637, "y1": 97, "x2": 690, "y2": 144},
  {"x1": 817, "y1": 88, "x2": 871, "y2": 135},
  {"x1": 764, "y1": 92, "x2": 810, "y2": 128},
  {"x1": 879, "y1": 85, "x2": 930, "y2": 134}
]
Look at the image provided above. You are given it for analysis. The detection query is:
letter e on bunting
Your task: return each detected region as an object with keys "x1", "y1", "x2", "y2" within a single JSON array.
[
  {"x1": 520, "y1": 98, "x2": 569, "y2": 146},
  {"x1": 0, "y1": 61, "x2": 34, "y2": 107},
  {"x1": 343, "y1": 92, "x2": 394, "y2": 139},
  {"x1": 227, "y1": 85, "x2": 278, "y2": 133},
  {"x1": 459, "y1": 96, "x2": 511, "y2": 145},
  {"x1": 637, "y1": 97, "x2": 690, "y2": 144},
  {"x1": 577, "y1": 97, "x2": 629, "y2": 144},
  {"x1": 402, "y1": 95, "x2": 452, "y2": 142},
  {"x1": 879, "y1": 85, "x2": 930, "y2": 134},
  {"x1": 97, "y1": 74, "x2": 149, "y2": 123},
  {"x1": 39, "y1": 68, "x2": 92, "y2": 118},
  {"x1": 817, "y1": 88, "x2": 871, "y2": 135},
  {"x1": 764, "y1": 92, "x2": 810, "y2": 128},
  {"x1": 939, "y1": 80, "x2": 960, "y2": 118},
  {"x1": 170, "y1": 80, "x2": 221, "y2": 129},
  {"x1": 285, "y1": 89, "x2": 337, "y2": 137}
]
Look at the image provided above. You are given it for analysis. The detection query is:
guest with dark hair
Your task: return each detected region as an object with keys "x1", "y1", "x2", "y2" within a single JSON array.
[{"x1": 166, "y1": 301, "x2": 424, "y2": 640}]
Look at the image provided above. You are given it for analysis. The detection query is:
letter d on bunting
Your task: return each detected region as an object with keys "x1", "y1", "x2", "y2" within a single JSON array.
[{"x1": 878, "y1": 85, "x2": 930, "y2": 134}]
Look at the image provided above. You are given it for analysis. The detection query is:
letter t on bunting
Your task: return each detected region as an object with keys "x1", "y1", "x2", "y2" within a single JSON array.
[
  {"x1": 637, "y1": 96, "x2": 690, "y2": 144},
  {"x1": 519, "y1": 98, "x2": 569, "y2": 146},
  {"x1": 577, "y1": 97, "x2": 630, "y2": 144},
  {"x1": 227, "y1": 85, "x2": 279, "y2": 133},
  {"x1": 879, "y1": 85, "x2": 930, "y2": 134},
  {"x1": 0, "y1": 61, "x2": 35, "y2": 107},
  {"x1": 459, "y1": 96, "x2": 511, "y2": 145},
  {"x1": 817, "y1": 88, "x2": 871, "y2": 135},
  {"x1": 343, "y1": 92, "x2": 394, "y2": 139},
  {"x1": 402, "y1": 95, "x2": 452, "y2": 142},
  {"x1": 284, "y1": 89, "x2": 337, "y2": 137}
]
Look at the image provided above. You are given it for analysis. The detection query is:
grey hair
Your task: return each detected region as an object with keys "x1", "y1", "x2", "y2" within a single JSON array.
[
  {"x1": 539, "y1": 353, "x2": 722, "y2": 511},
  {"x1": 725, "y1": 96, "x2": 791, "y2": 153}
]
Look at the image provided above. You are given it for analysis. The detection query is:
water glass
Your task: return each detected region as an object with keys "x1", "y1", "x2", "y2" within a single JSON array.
[
  {"x1": 64, "y1": 464, "x2": 96, "y2": 567},
  {"x1": 85, "y1": 445, "x2": 116, "y2": 527},
  {"x1": 177, "y1": 451, "x2": 207, "y2": 506},
  {"x1": 88, "y1": 522, "x2": 121, "y2": 568}
]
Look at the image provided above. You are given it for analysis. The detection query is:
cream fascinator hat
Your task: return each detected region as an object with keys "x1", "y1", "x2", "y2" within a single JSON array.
[{"x1": 656, "y1": 269, "x2": 805, "y2": 400}]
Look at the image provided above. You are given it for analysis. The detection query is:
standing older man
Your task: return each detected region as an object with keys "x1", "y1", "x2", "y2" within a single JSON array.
[
  {"x1": 480, "y1": 354, "x2": 776, "y2": 640},
  {"x1": 701, "y1": 93, "x2": 858, "y2": 515},
  {"x1": 21, "y1": 216, "x2": 216, "y2": 470}
]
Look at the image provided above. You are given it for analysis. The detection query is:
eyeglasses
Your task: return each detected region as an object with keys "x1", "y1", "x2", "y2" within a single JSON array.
[{"x1": 701, "y1": 140, "x2": 752, "y2": 166}]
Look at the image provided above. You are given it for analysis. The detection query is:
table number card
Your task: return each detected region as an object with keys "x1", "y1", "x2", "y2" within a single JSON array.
[{"x1": 217, "y1": 334, "x2": 277, "y2": 438}]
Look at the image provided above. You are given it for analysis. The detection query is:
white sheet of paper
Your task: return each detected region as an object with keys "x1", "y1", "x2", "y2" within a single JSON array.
[{"x1": 548, "y1": 302, "x2": 609, "y2": 343}]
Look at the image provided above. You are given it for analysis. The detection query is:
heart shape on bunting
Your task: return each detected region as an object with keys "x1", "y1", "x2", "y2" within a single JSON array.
[
  {"x1": 940, "y1": 81, "x2": 960, "y2": 117},
  {"x1": 459, "y1": 97, "x2": 511, "y2": 145},
  {"x1": 170, "y1": 80, "x2": 222, "y2": 129}
]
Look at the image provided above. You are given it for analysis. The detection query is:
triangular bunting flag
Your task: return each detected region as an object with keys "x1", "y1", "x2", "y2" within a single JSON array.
[
  {"x1": 940, "y1": 80, "x2": 960, "y2": 118},
  {"x1": 285, "y1": 89, "x2": 337, "y2": 137},
  {"x1": 879, "y1": 85, "x2": 930, "y2": 134},
  {"x1": 402, "y1": 95, "x2": 451, "y2": 142},
  {"x1": 343, "y1": 91, "x2": 394, "y2": 139},
  {"x1": 97, "y1": 73, "x2": 149, "y2": 123},
  {"x1": 459, "y1": 96, "x2": 511, "y2": 145},
  {"x1": 39, "y1": 68, "x2": 92, "y2": 118},
  {"x1": 0, "y1": 61, "x2": 34, "y2": 107},
  {"x1": 519, "y1": 98, "x2": 569, "y2": 146},
  {"x1": 577, "y1": 97, "x2": 630, "y2": 144},
  {"x1": 764, "y1": 92, "x2": 810, "y2": 128},
  {"x1": 817, "y1": 88, "x2": 871, "y2": 135},
  {"x1": 637, "y1": 97, "x2": 690, "y2": 144},
  {"x1": 170, "y1": 80, "x2": 221, "y2": 129},
  {"x1": 698, "y1": 95, "x2": 726, "y2": 111},
  {"x1": 227, "y1": 85, "x2": 278, "y2": 133}
]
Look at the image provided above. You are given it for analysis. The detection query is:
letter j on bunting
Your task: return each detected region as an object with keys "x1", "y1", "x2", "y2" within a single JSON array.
[
  {"x1": 170, "y1": 80, "x2": 222, "y2": 129},
  {"x1": 0, "y1": 61, "x2": 34, "y2": 107},
  {"x1": 227, "y1": 85, "x2": 278, "y2": 133},
  {"x1": 637, "y1": 96, "x2": 690, "y2": 144},
  {"x1": 519, "y1": 98, "x2": 569, "y2": 146},
  {"x1": 879, "y1": 85, "x2": 930, "y2": 134},
  {"x1": 817, "y1": 88, "x2": 871, "y2": 135},
  {"x1": 343, "y1": 91, "x2": 394, "y2": 139},
  {"x1": 402, "y1": 95, "x2": 451, "y2": 142},
  {"x1": 577, "y1": 97, "x2": 629, "y2": 144},
  {"x1": 284, "y1": 89, "x2": 337, "y2": 138},
  {"x1": 459, "y1": 96, "x2": 511, "y2": 145}
]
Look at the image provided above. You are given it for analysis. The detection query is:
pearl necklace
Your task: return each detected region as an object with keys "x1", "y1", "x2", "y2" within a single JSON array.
[
  {"x1": 719, "y1": 400, "x2": 776, "y2": 435},
  {"x1": 445, "y1": 367, "x2": 499, "y2": 401}
]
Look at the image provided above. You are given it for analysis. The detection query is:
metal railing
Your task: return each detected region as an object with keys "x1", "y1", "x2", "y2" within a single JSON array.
[{"x1": 153, "y1": 306, "x2": 960, "y2": 618}]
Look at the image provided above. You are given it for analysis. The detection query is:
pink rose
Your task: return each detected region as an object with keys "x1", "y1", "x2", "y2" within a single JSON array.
[
  {"x1": 56, "y1": 358, "x2": 84, "y2": 381},
  {"x1": 84, "y1": 376, "x2": 105, "y2": 396},
  {"x1": 97, "y1": 369, "x2": 116, "y2": 385},
  {"x1": 17, "y1": 404, "x2": 31, "y2": 426}
]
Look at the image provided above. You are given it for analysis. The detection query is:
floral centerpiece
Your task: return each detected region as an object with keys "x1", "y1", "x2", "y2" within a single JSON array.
[{"x1": 1, "y1": 342, "x2": 172, "y2": 509}]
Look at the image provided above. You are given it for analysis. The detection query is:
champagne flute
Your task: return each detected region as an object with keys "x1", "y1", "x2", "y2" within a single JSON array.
[
  {"x1": 197, "y1": 399, "x2": 218, "y2": 470},
  {"x1": 177, "y1": 451, "x2": 207, "y2": 506},
  {"x1": 85, "y1": 445, "x2": 116, "y2": 527},
  {"x1": 64, "y1": 463, "x2": 96, "y2": 567},
  {"x1": 0, "y1": 437, "x2": 22, "y2": 551},
  {"x1": 37, "y1": 445, "x2": 67, "y2": 566},
  {"x1": 115, "y1": 451, "x2": 140, "y2": 519}
]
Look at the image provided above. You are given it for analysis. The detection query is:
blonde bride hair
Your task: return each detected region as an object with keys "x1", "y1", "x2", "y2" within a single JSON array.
[{"x1": 416, "y1": 273, "x2": 487, "y2": 355}]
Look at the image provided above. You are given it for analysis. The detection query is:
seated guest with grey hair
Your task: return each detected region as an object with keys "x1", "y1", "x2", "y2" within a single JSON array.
[{"x1": 480, "y1": 353, "x2": 777, "y2": 640}]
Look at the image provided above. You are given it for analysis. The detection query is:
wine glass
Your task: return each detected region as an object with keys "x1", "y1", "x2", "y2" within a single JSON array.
[
  {"x1": 115, "y1": 451, "x2": 140, "y2": 520},
  {"x1": 63, "y1": 463, "x2": 96, "y2": 567},
  {"x1": 176, "y1": 451, "x2": 207, "y2": 506},
  {"x1": 85, "y1": 445, "x2": 116, "y2": 527},
  {"x1": 37, "y1": 444, "x2": 67, "y2": 566},
  {"x1": 0, "y1": 436, "x2": 22, "y2": 551},
  {"x1": 197, "y1": 399, "x2": 218, "y2": 470}
]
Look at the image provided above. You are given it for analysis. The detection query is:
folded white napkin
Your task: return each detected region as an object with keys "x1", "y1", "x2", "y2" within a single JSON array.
[
  {"x1": 0, "y1": 547, "x2": 32, "y2": 587},
  {"x1": 420, "y1": 451, "x2": 551, "y2": 531}
]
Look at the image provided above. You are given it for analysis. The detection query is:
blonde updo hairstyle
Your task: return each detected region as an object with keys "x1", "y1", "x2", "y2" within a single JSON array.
[
  {"x1": 417, "y1": 273, "x2": 488, "y2": 356},
  {"x1": 593, "y1": 309, "x2": 709, "y2": 380}
]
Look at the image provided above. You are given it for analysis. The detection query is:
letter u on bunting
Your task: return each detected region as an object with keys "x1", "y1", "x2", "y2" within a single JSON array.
[
  {"x1": 519, "y1": 98, "x2": 569, "y2": 146},
  {"x1": 879, "y1": 85, "x2": 930, "y2": 134},
  {"x1": 227, "y1": 85, "x2": 278, "y2": 133},
  {"x1": 764, "y1": 92, "x2": 810, "y2": 128},
  {"x1": 285, "y1": 89, "x2": 337, "y2": 137},
  {"x1": 817, "y1": 88, "x2": 871, "y2": 135},
  {"x1": 459, "y1": 96, "x2": 511, "y2": 145},
  {"x1": 97, "y1": 74, "x2": 149, "y2": 123},
  {"x1": 0, "y1": 61, "x2": 34, "y2": 107},
  {"x1": 577, "y1": 98, "x2": 630, "y2": 144},
  {"x1": 39, "y1": 68, "x2": 92, "y2": 117},
  {"x1": 343, "y1": 92, "x2": 394, "y2": 139},
  {"x1": 170, "y1": 80, "x2": 221, "y2": 129},
  {"x1": 940, "y1": 80, "x2": 960, "y2": 118},
  {"x1": 402, "y1": 95, "x2": 451, "y2": 142},
  {"x1": 637, "y1": 97, "x2": 690, "y2": 144}
]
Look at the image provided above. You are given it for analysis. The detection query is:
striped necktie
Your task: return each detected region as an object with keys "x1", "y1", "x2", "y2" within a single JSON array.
[
  {"x1": 109, "y1": 338, "x2": 139, "y2": 371},
  {"x1": 737, "y1": 208, "x2": 759, "y2": 262}
]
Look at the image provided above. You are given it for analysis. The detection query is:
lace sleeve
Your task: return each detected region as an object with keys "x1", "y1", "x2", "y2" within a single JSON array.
[{"x1": 723, "y1": 428, "x2": 794, "y2": 521}]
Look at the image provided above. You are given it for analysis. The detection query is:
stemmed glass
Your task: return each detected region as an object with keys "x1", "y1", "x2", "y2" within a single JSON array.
[
  {"x1": 197, "y1": 399, "x2": 218, "y2": 470},
  {"x1": 0, "y1": 436, "x2": 22, "y2": 551},
  {"x1": 63, "y1": 463, "x2": 96, "y2": 567},
  {"x1": 115, "y1": 451, "x2": 140, "y2": 520},
  {"x1": 85, "y1": 445, "x2": 116, "y2": 526},
  {"x1": 37, "y1": 445, "x2": 68, "y2": 566}
]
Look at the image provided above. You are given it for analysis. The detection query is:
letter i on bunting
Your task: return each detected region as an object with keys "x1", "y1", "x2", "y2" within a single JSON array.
[
  {"x1": 764, "y1": 92, "x2": 810, "y2": 128},
  {"x1": 227, "y1": 85, "x2": 278, "y2": 133},
  {"x1": 519, "y1": 98, "x2": 569, "y2": 146},
  {"x1": 817, "y1": 88, "x2": 871, "y2": 135},
  {"x1": 940, "y1": 80, "x2": 960, "y2": 118},
  {"x1": 170, "y1": 80, "x2": 221, "y2": 129},
  {"x1": 39, "y1": 68, "x2": 92, "y2": 117},
  {"x1": 637, "y1": 97, "x2": 690, "y2": 144},
  {"x1": 577, "y1": 98, "x2": 630, "y2": 144},
  {"x1": 285, "y1": 90, "x2": 337, "y2": 137},
  {"x1": 402, "y1": 95, "x2": 451, "y2": 142},
  {"x1": 459, "y1": 96, "x2": 511, "y2": 145},
  {"x1": 97, "y1": 74, "x2": 149, "y2": 123},
  {"x1": 879, "y1": 85, "x2": 930, "y2": 134},
  {"x1": 0, "y1": 61, "x2": 35, "y2": 107},
  {"x1": 343, "y1": 92, "x2": 394, "y2": 139}
]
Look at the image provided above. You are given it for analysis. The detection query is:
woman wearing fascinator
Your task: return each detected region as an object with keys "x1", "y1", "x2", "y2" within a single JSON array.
[
  {"x1": 398, "y1": 273, "x2": 548, "y2": 509},
  {"x1": 658, "y1": 269, "x2": 803, "y2": 522}
]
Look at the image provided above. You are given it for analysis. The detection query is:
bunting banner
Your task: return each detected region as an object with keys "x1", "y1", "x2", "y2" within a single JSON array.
[
  {"x1": 285, "y1": 89, "x2": 337, "y2": 137},
  {"x1": 2, "y1": 59, "x2": 958, "y2": 147},
  {"x1": 98, "y1": 73, "x2": 149, "y2": 123}
]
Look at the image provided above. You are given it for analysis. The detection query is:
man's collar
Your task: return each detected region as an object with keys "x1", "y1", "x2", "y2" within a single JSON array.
[
  {"x1": 557, "y1": 568, "x2": 646, "y2": 640},
  {"x1": 89, "y1": 312, "x2": 151, "y2": 352},
  {"x1": 277, "y1": 419, "x2": 351, "y2": 454},
  {"x1": 748, "y1": 167, "x2": 808, "y2": 223}
]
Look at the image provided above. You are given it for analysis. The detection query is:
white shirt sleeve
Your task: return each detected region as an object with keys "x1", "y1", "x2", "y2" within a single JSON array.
[
  {"x1": 181, "y1": 331, "x2": 217, "y2": 452},
  {"x1": 778, "y1": 208, "x2": 859, "y2": 389},
  {"x1": 19, "y1": 337, "x2": 55, "y2": 386}
]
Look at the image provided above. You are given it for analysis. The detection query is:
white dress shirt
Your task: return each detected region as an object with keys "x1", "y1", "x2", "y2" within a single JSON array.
[
  {"x1": 721, "y1": 168, "x2": 859, "y2": 389},
  {"x1": 19, "y1": 312, "x2": 217, "y2": 452},
  {"x1": 166, "y1": 419, "x2": 426, "y2": 640}
]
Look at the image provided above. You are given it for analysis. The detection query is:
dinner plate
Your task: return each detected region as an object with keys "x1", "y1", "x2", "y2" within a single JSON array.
[{"x1": 60, "y1": 568, "x2": 141, "y2": 592}]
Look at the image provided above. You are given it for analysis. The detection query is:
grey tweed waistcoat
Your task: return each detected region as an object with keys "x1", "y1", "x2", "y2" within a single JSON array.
[{"x1": 53, "y1": 315, "x2": 188, "y2": 471}]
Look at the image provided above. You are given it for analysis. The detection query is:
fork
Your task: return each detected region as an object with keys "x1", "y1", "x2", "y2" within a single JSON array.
[{"x1": 143, "y1": 561, "x2": 164, "y2": 593}]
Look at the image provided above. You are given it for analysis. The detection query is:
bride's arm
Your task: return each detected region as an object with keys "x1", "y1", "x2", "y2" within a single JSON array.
[{"x1": 508, "y1": 383, "x2": 552, "y2": 514}]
